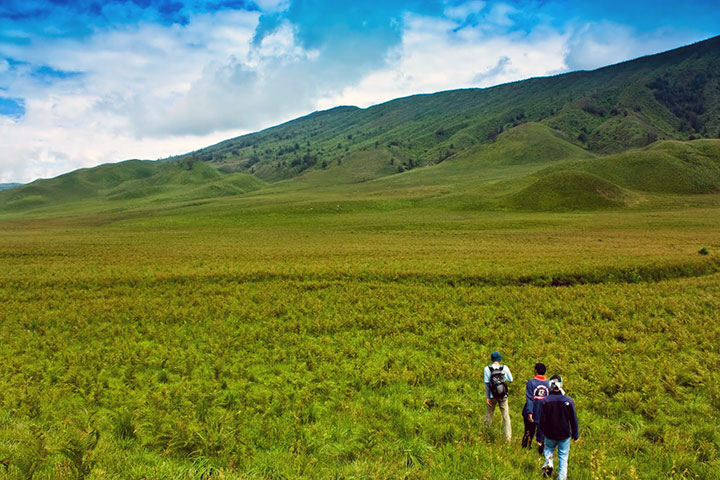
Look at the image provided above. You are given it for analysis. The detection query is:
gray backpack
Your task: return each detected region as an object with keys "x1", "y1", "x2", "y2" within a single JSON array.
[{"x1": 489, "y1": 365, "x2": 508, "y2": 398}]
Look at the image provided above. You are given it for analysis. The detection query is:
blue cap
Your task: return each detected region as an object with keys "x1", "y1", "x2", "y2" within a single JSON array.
[{"x1": 491, "y1": 351, "x2": 501, "y2": 362}]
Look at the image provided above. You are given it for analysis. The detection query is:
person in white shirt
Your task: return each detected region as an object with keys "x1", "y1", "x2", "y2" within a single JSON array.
[{"x1": 483, "y1": 350, "x2": 513, "y2": 441}]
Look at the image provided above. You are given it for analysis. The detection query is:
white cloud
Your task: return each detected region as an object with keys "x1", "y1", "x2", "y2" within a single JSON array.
[
  {"x1": 564, "y1": 22, "x2": 694, "y2": 71},
  {"x1": 444, "y1": 1, "x2": 486, "y2": 21},
  {"x1": 0, "y1": 9, "x2": 280, "y2": 183},
  {"x1": 316, "y1": 14, "x2": 569, "y2": 109},
  {"x1": 129, "y1": 20, "x2": 324, "y2": 136},
  {"x1": 485, "y1": 3, "x2": 517, "y2": 27}
]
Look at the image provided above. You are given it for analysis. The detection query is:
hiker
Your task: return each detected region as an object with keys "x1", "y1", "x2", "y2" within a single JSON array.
[
  {"x1": 522, "y1": 362, "x2": 549, "y2": 453},
  {"x1": 534, "y1": 375, "x2": 579, "y2": 480},
  {"x1": 483, "y1": 350, "x2": 513, "y2": 441}
]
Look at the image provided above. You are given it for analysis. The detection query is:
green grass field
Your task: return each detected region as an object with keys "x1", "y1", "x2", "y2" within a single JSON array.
[{"x1": 1, "y1": 203, "x2": 719, "y2": 479}]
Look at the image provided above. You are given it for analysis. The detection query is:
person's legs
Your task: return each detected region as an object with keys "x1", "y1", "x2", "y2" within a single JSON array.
[
  {"x1": 556, "y1": 437, "x2": 571, "y2": 480},
  {"x1": 484, "y1": 399, "x2": 496, "y2": 426},
  {"x1": 498, "y1": 398, "x2": 511, "y2": 441},
  {"x1": 542, "y1": 438, "x2": 556, "y2": 477},
  {"x1": 521, "y1": 414, "x2": 536, "y2": 448}
]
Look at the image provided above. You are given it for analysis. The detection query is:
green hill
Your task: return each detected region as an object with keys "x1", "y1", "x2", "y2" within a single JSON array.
[
  {"x1": 2, "y1": 35, "x2": 720, "y2": 218},
  {"x1": 1, "y1": 159, "x2": 265, "y2": 214},
  {"x1": 542, "y1": 139, "x2": 720, "y2": 194},
  {"x1": 508, "y1": 170, "x2": 635, "y2": 210}
]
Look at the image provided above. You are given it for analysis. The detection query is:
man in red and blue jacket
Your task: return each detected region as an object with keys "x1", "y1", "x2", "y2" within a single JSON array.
[{"x1": 521, "y1": 362, "x2": 549, "y2": 453}]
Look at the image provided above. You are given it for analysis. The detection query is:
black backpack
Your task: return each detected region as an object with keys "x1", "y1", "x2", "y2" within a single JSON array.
[{"x1": 489, "y1": 364, "x2": 508, "y2": 398}]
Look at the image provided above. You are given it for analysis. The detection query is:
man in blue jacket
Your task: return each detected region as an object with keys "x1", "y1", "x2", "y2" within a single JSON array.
[
  {"x1": 521, "y1": 362, "x2": 549, "y2": 453},
  {"x1": 534, "y1": 375, "x2": 579, "y2": 480}
]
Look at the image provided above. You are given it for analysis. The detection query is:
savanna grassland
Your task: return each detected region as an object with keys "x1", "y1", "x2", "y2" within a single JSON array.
[{"x1": 1, "y1": 204, "x2": 719, "y2": 479}]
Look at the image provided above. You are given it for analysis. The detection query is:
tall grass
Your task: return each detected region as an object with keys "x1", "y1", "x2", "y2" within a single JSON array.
[{"x1": 0, "y1": 208, "x2": 718, "y2": 478}]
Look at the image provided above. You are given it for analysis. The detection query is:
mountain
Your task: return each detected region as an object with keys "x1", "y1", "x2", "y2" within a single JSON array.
[
  {"x1": 0, "y1": 183, "x2": 21, "y2": 192},
  {"x1": 184, "y1": 35, "x2": 720, "y2": 180},
  {"x1": 2, "y1": 35, "x2": 720, "y2": 217}
]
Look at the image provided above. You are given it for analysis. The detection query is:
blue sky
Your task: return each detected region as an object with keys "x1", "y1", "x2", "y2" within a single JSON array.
[{"x1": 0, "y1": 0, "x2": 718, "y2": 183}]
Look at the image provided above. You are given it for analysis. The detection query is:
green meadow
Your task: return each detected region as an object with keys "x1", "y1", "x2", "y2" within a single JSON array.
[{"x1": 1, "y1": 200, "x2": 719, "y2": 479}]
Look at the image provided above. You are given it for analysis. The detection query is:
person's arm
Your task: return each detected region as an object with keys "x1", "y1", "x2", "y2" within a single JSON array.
[
  {"x1": 505, "y1": 366, "x2": 513, "y2": 383},
  {"x1": 525, "y1": 380, "x2": 535, "y2": 419},
  {"x1": 569, "y1": 398, "x2": 579, "y2": 440},
  {"x1": 483, "y1": 366, "x2": 491, "y2": 398}
]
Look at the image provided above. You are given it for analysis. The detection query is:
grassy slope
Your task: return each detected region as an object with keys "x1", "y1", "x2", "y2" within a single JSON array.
[{"x1": 0, "y1": 160, "x2": 265, "y2": 217}]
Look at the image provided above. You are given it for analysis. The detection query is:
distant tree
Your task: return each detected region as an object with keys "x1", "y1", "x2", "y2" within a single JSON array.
[
  {"x1": 688, "y1": 112, "x2": 701, "y2": 132},
  {"x1": 487, "y1": 128, "x2": 500, "y2": 142},
  {"x1": 321, "y1": 160, "x2": 328, "y2": 169},
  {"x1": 246, "y1": 155, "x2": 260, "y2": 168},
  {"x1": 577, "y1": 132, "x2": 587, "y2": 143},
  {"x1": 581, "y1": 104, "x2": 605, "y2": 116}
]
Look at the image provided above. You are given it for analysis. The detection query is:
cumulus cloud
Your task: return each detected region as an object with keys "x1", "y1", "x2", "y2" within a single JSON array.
[
  {"x1": 472, "y1": 55, "x2": 511, "y2": 83},
  {"x1": 316, "y1": 13, "x2": 568, "y2": 108},
  {"x1": 0, "y1": 9, "x2": 265, "y2": 182},
  {"x1": 564, "y1": 22, "x2": 699, "y2": 71},
  {"x1": 130, "y1": 20, "x2": 327, "y2": 136}
]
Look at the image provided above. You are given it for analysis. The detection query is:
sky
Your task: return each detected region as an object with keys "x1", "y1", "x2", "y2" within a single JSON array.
[{"x1": 0, "y1": 0, "x2": 718, "y2": 183}]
